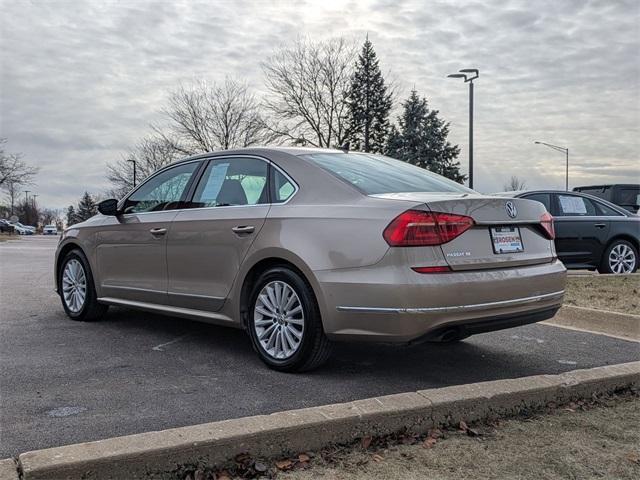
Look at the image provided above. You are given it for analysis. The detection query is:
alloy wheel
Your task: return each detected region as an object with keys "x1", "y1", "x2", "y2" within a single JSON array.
[
  {"x1": 62, "y1": 259, "x2": 87, "y2": 313},
  {"x1": 253, "y1": 280, "x2": 304, "y2": 360},
  {"x1": 608, "y1": 243, "x2": 636, "y2": 274}
]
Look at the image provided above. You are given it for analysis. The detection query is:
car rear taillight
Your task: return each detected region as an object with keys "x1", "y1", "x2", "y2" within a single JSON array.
[
  {"x1": 540, "y1": 212, "x2": 555, "y2": 240},
  {"x1": 383, "y1": 210, "x2": 474, "y2": 247}
]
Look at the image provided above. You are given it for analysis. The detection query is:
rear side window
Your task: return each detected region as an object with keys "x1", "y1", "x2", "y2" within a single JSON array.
[
  {"x1": 556, "y1": 195, "x2": 597, "y2": 216},
  {"x1": 523, "y1": 193, "x2": 551, "y2": 212},
  {"x1": 192, "y1": 157, "x2": 268, "y2": 207},
  {"x1": 272, "y1": 169, "x2": 296, "y2": 203},
  {"x1": 618, "y1": 188, "x2": 640, "y2": 207},
  {"x1": 301, "y1": 153, "x2": 473, "y2": 195}
]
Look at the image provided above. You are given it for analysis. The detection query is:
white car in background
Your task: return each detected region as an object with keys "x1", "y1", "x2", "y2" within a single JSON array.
[
  {"x1": 11, "y1": 222, "x2": 35, "y2": 235},
  {"x1": 43, "y1": 225, "x2": 59, "y2": 235}
]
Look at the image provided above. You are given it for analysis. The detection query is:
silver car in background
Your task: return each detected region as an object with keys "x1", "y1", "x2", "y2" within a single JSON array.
[{"x1": 55, "y1": 148, "x2": 566, "y2": 371}]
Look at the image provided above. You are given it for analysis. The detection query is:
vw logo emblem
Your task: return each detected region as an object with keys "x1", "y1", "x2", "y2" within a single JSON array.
[{"x1": 505, "y1": 201, "x2": 518, "y2": 218}]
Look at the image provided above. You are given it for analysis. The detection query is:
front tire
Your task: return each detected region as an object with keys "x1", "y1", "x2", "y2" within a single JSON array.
[
  {"x1": 59, "y1": 249, "x2": 108, "y2": 321},
  {"x1": 247, "y1": 266, "x2": 332, "y2": 372},
  {"x1": 598, "y1": 240, "x2": 638, "y2": 274}
]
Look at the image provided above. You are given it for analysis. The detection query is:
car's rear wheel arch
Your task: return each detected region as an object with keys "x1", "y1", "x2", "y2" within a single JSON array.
[
  {"x1": 606, "y1": 234, "x2": 639, "y2": 254},
  {"x1": 239, "y1": 257, "x2": 322, "y2": 329}
]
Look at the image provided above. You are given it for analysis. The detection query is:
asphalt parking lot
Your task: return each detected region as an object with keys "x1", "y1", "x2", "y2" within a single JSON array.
[{"x1": 1, "y1": 236, "x2": 638, "y2": 458}]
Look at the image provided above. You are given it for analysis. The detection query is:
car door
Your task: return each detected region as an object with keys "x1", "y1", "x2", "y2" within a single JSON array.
[
  {"x1": 96, "y1": 160, "x2": 202, "y2": 304},
  {"x1": 551, "y1": 193, "x2": 610, "y2": 268},
  {"x1": 166, "y1": 156, "x2": 271, "y2": 311}
]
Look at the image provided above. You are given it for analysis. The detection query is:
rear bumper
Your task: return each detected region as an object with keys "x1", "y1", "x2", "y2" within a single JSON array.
[{"x1": 315, "y1": 259, "x2": 566, "y2": 342}]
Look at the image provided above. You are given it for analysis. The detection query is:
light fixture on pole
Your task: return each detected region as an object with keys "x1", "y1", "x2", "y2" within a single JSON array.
[
  {"x1": 23, "y1": 190, "x2": 30, "y2": 205},
  {"x1": 534, "y1": 141, "x2": 569, "y2": 191},
  {"x1": 127, "y1": 159, "x2": 137, "y2": 188},
  {"x1": 447, "y1": 68, "x2": 479, "y2": 189}
]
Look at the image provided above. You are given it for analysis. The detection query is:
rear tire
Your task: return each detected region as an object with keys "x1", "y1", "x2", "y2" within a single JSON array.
[
  {"x1": 246, "y1": 266, "x2": 332, "y2": 372},
  {"x1": 598, "y1": 240, "x2": 638, "y2": 274},
  {"x1": 59, "y1": 249, "x2": 108, "y2": 321}
]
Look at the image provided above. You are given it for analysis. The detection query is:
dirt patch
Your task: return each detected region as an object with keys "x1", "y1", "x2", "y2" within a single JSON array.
[
  {"x1": 175, "y1": 393, "x2": 639, "y2": 480},
  {"x1": 280, "y1": 395, "x2": 640, "y2": 480},
  {"x1": 565, "y1": 275, "x2": 639, "y2": 315}
]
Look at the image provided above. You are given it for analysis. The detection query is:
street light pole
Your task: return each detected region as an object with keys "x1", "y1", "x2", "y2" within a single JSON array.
[
  {"x1": 127, "y1": 159, "x2": 137, "y2": 188},
  {"x1": 447, "y1": 68, "x2": 479, "y2": 189},
  {"x1": 534, "y1": 141, "x2": 569, "y2": 191},
  {"x1": 23, "y1": 190, "x2": 30, "y2": 205}
]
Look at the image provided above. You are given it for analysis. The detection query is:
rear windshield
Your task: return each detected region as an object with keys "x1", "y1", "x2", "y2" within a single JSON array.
[{"x1": 300, "y1": 152, "x2": 473, "y2": 195}]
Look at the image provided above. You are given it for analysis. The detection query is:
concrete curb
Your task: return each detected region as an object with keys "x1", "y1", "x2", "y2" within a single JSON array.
[
  {"x1": 0, "y1": 459, "x2": 18, "y2": 480},
  {"x1": 546, "y1": 305, "x2": 640, "y2": 341},
  {"x1": 10, "y1": 361, "x2": 640, "y2": 480}
]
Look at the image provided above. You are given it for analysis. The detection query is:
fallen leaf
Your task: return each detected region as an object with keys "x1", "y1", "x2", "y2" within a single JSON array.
[
  {"x1": 362, "y1": 436, "x2": 372, "y2": 449},
  {"x1": 423, "y1": 437, "x2": 437, "y2": 449},
  {"x1": 298, "y1": 453, "x2": 310, "y2": 463},
  {"x1": 254, "y1": 461, "x2": 267, "y2": 473},
  {"x1": 428, "y1": 428, "x2": 442, "y2": 439},
  {"x1": 216, "y1": 471, "x2": 231, "y2": 480},
  {"x1": 275, "y1": 459, "x2": 293, "y2": 470},
  {"x1": 459, "y1": 421, "x2": 469, "y2": 432},
  {"x1": 626, "y1": 451, "x2": 640, "y2": 464},
  {"x1": 372, "y1": 454, "x2": 384, "y2": 462},
  {"x1": 466, "y1": 427, "x2": 481, "y2": 437}
]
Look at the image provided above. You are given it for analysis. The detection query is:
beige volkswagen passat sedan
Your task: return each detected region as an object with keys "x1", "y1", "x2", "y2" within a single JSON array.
[{"x1": 55, "y1": 148, "x2": 566, "y2": 371}]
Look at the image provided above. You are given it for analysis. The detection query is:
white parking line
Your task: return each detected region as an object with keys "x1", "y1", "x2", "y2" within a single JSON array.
[{"x1": 152, "y1": 334, "x2": 190, "y2": 351}]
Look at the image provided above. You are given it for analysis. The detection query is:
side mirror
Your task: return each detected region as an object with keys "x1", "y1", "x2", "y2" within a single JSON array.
[{"x1": 97, "y1": 198, "x2": 119, "y2": 216}]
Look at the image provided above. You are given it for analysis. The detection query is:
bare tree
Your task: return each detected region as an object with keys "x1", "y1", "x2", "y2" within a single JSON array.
[
  {"x1": 0, "y1": 140, "x2": 38, "y2": 210},
  {"x1": 262, "y1": 37, "x2": 355, "y2": 148},
  {"x1": 106, "y1": 136, "x2": 179, "y2": 199},
  {"x1": 40, "y1": 208, "x2": 61, "y2": 226},
  {"x1": 3, "y1": 179, "x2": 21, "y2": 216},
  {"x1": 503, "y1": 175, "x2": 527, "y2": 191},
  {"x1": 156, "y1": 77, "x2": 273, "y2": 155}
]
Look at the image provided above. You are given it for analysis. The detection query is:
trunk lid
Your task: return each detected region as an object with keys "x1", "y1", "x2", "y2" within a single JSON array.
[{"x1": 373, "y1": 192, "x2": 555, "y2": 270}]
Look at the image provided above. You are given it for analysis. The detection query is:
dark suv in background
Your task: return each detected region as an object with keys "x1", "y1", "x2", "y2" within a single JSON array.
[
  {"x1": 496, "y1": 190, "x2": 639, "y2": 274},
  {"x1": 573, "y1": 184, "x2": 640, "y2": 213}
]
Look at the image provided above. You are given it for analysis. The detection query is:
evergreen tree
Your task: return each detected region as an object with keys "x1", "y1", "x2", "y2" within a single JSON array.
[
  {"x1": 386, "y1": 90, "x2": 465, "y2": 183},
  {"x1": 66, "y1": 205, "x2": 76, "y2": 226},
  {"x1": 75, "y1": 192, "x2": 97, "y2": 222},
  {"x1": 346, "y1": 38, "x2": 392, "y2": 153}
]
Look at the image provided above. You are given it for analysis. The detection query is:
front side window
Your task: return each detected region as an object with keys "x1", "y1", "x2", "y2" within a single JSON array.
[
  {"x1": 192, "y1": 157, "x2": 268, "y2": 207},
  {"x1": 122, "y1": 162, "x2": 199, "y2": 213},
  {"x1": 556, "y1": 194, "x2": 597, "y2": 216},
  {"x1": 595, "y1": 201, "x2": 623, "y2": 216},
  {"x1": 301, "y1": 152, "x2": 473, "y2": 195}
]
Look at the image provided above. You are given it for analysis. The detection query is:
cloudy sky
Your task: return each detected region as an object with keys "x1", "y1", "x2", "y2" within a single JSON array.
[{"x1": 1, "y1": 0, "x2": 639, "y2": 209}]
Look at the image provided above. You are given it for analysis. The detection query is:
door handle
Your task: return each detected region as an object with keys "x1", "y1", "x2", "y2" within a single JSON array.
[
  {"x1": 232, "y1": 225, "x2": 255, "y2": 235},
  {"x1": 149, "y1": 227, "x2": 167, "y2": 237},
  {"x1": 594, "y1": 223, "x2": 606, "y2": 229}
]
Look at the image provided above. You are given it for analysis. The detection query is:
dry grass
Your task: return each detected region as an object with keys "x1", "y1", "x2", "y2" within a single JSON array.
[
  {"x1": 281, "y1": 396, "x2": 640, "y2": 480},
  {"x1": 565, "y1": 275, "x2": 640, "y2": 315}
]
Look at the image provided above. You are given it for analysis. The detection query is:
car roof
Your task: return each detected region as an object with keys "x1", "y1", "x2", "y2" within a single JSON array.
[
  {"x1": 174, "y1": 146, "x2": 346, "y2": 164},
  {"x1": 574, "y1": 184, "x2": 639, "y2": 189}
]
